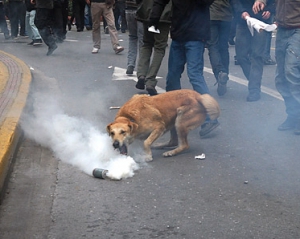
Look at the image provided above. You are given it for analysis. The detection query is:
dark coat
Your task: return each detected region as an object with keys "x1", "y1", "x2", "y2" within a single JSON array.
[{"x1": 150, "y1": 0, "x2": 215, "y2": 42}]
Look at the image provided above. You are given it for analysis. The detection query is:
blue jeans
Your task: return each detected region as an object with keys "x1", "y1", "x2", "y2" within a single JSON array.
[
  {"x1": 235, "y1": 24, "x2": 267, "y2": 94},
  {"x1": 275, "y1": 28, "x2": 300, "y2": 119},
  {"x1": 207, "y1": 20, "x2": 231, "y2": 80},
  {"x1": 125, "y1": 9, "x2": 143, "y2": 68},
  {"x1": 166, "y1": 40, "x2": 210, "y2": 94},
  {"x1": 25, "y1": 10, "x2": 42, "y2": 40}
]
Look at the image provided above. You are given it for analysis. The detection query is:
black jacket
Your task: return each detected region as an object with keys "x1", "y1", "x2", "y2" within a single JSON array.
[
  {"x1": 25, "y1": 0, "x2": 36, "y2": 11},
  {"x1": 149, "y1": 0, "x2": 215, "y2": 42}
]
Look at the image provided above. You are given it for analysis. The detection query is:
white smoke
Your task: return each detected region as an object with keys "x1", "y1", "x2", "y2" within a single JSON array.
[{"x1": 21, "y1": 70, "x2": 140, "y2": 180}]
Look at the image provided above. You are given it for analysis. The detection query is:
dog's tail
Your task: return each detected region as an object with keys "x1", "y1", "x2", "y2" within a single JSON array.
[{"x1": 197, "y1": 94, "x2": 220, "y2": 120}]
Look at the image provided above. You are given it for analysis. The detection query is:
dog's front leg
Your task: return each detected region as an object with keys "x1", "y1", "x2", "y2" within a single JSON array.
[{"x1": 143, "y1": 128, "x2": 165, "y2": 161}]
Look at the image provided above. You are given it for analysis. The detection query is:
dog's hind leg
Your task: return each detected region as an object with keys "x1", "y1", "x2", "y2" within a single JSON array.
[{"x1": 162, "y1": 107, "x2": 191, "y2": 157}]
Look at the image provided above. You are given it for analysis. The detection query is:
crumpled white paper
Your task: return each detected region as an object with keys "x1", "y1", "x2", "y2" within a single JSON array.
[{"x1": 245, "y1": 16, "x2": 277, "y2": 36}]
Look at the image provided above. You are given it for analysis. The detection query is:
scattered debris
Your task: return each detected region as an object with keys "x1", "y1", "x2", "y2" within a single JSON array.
[{"x1": 195, "y1": 153, "x2": 205, "y2": 160}]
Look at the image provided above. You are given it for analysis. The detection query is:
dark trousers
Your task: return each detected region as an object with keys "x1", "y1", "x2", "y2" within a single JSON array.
[
  {"x1": 235, "y1": 23, "x2": 267, "y2": 94},
  {"x1": 0, "y1": 3, "x2": 9, "y2": 36},
  {"x1": 53, "y1": 1, "x2": 65, "y2": 41},
  {"x1": 113, "y1": 1, "x2": 126, "y2": 31},
  {"x1": 207, "y1": 20, "x2": 231, "y2": 80},
  {"x1": 73, "y1": 0, "x2": 86, "y2": 31},
  {"x1": 8, "y1": 1, "x2": 26, "y2": 37},
  {"x1": 34, "y1": 8, "x2": 56, "y2": 48}
]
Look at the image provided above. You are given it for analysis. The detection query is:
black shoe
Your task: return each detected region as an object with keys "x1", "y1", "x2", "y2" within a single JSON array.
[
  {"x1": 246, "y1": 92, "x2": 261, "y2": 102},
  {"x1": 199, "y1": 120, "x2": 220, "y2": 137},
  {"x1": 86, "y1": 26, "x2": 92, "y2": 31},
  {"x1": 105, "y1": 26, "x2": 109, "y2": 34},
  {"x1": 33, "y1": 39, "x2": 43, "y2": 46},
  {"x1": 47, "y1": 44, "x2": 58, "y2": 56},
  {"x1": 136, "y1": 76, "x2": 145, "y2": 90},
  {"x1": 278, "y1": 117, "x2": 297, "y2": 131},
  {"x1": 4, "y1": 34, "x2": 10, "y2": 40},
  {"x1": 126, "y1": 66, "x2": 134, "y2": 75},
  {"x1": 77, "y1": 28, "x2": 83, "y2": 32},
  {"x1": 146, "y1": 85, "x2": 158, "y2": 96},
  {"x1": 264, "y1": 58, "x2": 276, "y2": 65},
  {"x1": 217, "y1": 71, "x2": 229, "y2": 96},
  {"x1": 27, "y1": 40, "x2": 34, "y2": 45}
]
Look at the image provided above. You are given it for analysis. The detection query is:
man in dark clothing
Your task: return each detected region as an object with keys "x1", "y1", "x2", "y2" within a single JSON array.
[
  {"x1": 31, "y1": 0, "x2": 58, "y2": 56},
  {"x1": 149, "y1": 0, "x2": 220, "y2": 137},
  {"x1": 0, "y1": 1, "x2": 10, "y2": 39},
  {"x1": 7, "y1": 0, "x2": 27, "y2": 38},
  {"x1": 231, "y1": 0, "x2": 274, "y2": 102}
]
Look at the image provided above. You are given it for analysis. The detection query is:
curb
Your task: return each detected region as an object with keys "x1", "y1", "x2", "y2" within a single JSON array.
[{"x1": 0, "y1": 50, "x2": 32, "y2": 197}]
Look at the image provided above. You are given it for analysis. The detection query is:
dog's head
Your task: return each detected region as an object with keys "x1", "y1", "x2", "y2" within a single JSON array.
[{"x1": 106, "y1": 117, "x2": 138, "y2": 155}]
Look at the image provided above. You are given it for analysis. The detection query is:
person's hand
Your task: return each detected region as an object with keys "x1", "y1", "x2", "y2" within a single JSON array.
[
  {"x1": 241, "y1": 12, "x2": 250, "y2": 20},
  {"x1": 148, "y1": 18, "x2": 159, "y2": 30},
  {"x1": 262, "y1": 11, "x2": 270, "y2": 19},
  {"x1": 252, "y1": 1, "x2": 265, "y2": 14}
]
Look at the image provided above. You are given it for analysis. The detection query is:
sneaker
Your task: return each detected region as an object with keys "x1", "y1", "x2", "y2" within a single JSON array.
[
  {"x1": 105, "y1": 26, "x2": 109, "y2": 34},
  {"x1": 92, "y1": 47, "x2": 99, "y2": 54},
  {"x1": 146, "y1": 85, "x2": 158, "y2": 96},
  {"x1": 246, "y1": 92, "x2": 261, "y2": 102},
  {"x1": 114, "y1": 45, "x2": 124, "y2": 54},
  {"x1": 199, "y1": 120, "x2": 220, "y2": 137},
  {"x1": 217, "y1": 71, "x2": 229, "y2": 96},
  {"x1": 46, "y1": 44, "x2": 58, "y2": 56},
  {"x1": 135, "y1": 76, "x2": 145, "y2": 90},
  {"x1": 278, "y1": 117, "x2": 297, "y2": 131},
  {"x1": 4, "y1": 34, "x2": 10, "y2": 40},
  {"x1": 33, "y1": 39, "x2": 43, "y2": 46},
  {"x1": 27, "y1": 40, "x2": 34, "y2": 45},
  {"x1": 126, "y1": 65, "x2": 134, "y2": 75},
  {"x1": 263, "y1": 58, "x2": 276, "y2": 65}
]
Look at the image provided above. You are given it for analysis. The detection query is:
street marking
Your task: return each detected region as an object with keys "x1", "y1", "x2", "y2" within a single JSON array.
[
  {"x1": 112, "y1": 66, "x2": 283, "y2": 101},
  {"x1": 203, "y1": 67, "x2": 283, "y2": 101},
  {"x1": 112, "y1": 67, "x2": 165, "y2": 94}
]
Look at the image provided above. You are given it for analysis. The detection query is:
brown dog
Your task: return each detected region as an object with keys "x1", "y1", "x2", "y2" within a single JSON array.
[{"x1": 106, "y1": 89, "x2": 220, "y2": 161}]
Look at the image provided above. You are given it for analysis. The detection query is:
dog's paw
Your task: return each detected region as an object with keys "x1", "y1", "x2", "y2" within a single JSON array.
[
  {"x1": 163, "y1": 150, "x2": 175, "y2": 157},
  {"x1": 144, "y1": 155, "x2": 153, "y2": 162}
]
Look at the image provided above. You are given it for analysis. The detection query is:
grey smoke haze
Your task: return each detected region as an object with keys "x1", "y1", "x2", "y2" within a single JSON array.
[{"x1": 20, "y1": 70, "x2": 140, "y2": 180}]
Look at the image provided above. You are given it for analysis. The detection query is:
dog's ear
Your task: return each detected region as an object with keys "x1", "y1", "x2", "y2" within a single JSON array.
[
  {"x1": 106, "y1": 123, "x2": 112, "y2": 135},
  {"x1": 128, "y1": 122, "x2": 138, "y2": 133}
]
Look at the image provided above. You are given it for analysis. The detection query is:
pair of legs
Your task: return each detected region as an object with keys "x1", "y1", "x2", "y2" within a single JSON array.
[
  {"x1": 25, "y1": 10, "x2": 42, "y2": 43},
  {"x1": 125, "y1": 9, "x2": 143, "y2": 74},
  {"x1": 275, "y1": 28, "x2": 300, "y2": 134},
  {"x1": 8, "y1": 1, "x2": 26, "y2": 38},
  {"x1": 91, "y1": 2, "x2": 122, "y2": 51},
  {"x1": 207, "y1": 20, "x2": 231, "y2": 96},
  {"x1": 136, "y1": 22, "x2": 170, "y2": 94},
  {"x1": 235, "y1": 23, "x2": 267, "y2": 101},
  {"x1": 34, "y1": 8, "x2": 58, "y2": 56}
]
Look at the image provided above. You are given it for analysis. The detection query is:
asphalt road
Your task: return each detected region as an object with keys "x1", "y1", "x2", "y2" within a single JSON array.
[{"x1": 0, "y1": 28, "x2": 299, "y2": 239}]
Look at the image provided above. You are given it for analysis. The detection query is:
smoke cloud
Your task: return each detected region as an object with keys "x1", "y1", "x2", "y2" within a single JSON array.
[{"x1": 21, "y1": 70, "x2": 140, "y2": 180}]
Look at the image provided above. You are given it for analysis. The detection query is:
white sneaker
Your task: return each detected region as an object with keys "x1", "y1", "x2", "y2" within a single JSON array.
[{"x1": 91, "y1": 47, "x2": 99, "y2": 54}]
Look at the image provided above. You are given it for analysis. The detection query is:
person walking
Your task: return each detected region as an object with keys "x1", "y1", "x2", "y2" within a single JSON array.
[
  {"x1": 25, "y1": 0, "x2": 43, "y2": 45},
  {"x1": 231, "y1": 0, "x2": 274, "y2": 102},
  {"x1": 31, "y1": 0, "x2": 58, "y2": 56},
  {"x1": 135, "y1": 0, "x2": 171, "y2": 96},
  {"x1": 272, "y1": 0, "x2": 300, "y2": 134},
  {"x1": 149, "y1": 0, "x2": 219, "y2": 137},
  {"x1": 86, "y1": 0, "x2": 124, "y2": 54},
  {"x1": 207, "y1": 0, "x2": 233, "y2": 96},
  {"x1": 125, "y1": 0, "x2": 143, "y2": 75}
]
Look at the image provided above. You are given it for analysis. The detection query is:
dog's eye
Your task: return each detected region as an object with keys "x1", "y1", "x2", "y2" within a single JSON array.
[
  {"x1": 110, "y1": 132, "x2": 115, "y2": 136},
  {"x1": 120, "y1": 130, "x2": 126, "y2": 135}
]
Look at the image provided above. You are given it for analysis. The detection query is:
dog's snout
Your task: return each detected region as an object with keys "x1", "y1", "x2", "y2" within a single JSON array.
[{"x1": 113, "y1": 141, "x2": 120, "y2": 149}]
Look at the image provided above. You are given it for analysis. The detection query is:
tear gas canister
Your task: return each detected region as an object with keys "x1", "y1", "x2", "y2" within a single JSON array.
[{"x1": 93, "y1": 168, "x2": 108, "y2": 179}]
